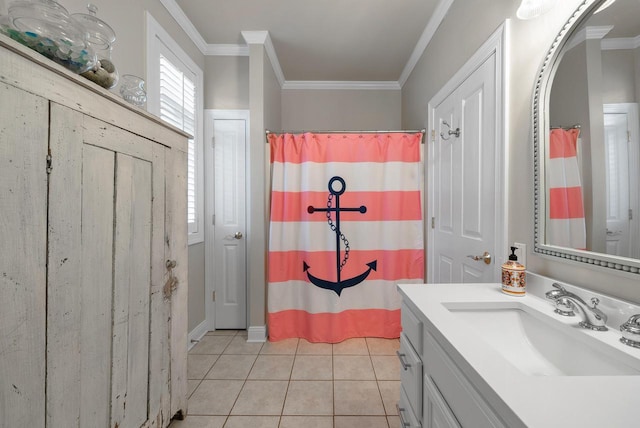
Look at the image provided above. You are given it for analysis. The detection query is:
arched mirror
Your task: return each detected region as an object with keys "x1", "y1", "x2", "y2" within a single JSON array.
[{"x1": 534, "y1": 0, "x2": 640, "y2": 274}]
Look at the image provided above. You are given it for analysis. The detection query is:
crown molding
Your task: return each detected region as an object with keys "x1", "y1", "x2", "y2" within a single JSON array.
[
  {"x1": 204, "y1": 44, "x2": 249, "y2": 56},
  {"x1": 241, "y1": 30, "x2": 269, "y2": 45},
  {"x1": 282, "y1": 81, "x2": 401, "y2": 90},
  {"x1": 159, "y1": 0, "x2": 208, "y2": 53},
  {"x1": 398, "y1": 0, "x2": 454, "y2": 87},
  {"x1": 565, "y1": 25, "x2": 614, "y2": 51},
  {"x1": 601, "y1": 35, "x2": 640, "y2": 50},
  {"x1": 242, "y1": 31, "x2": 286, "y2": 88}
]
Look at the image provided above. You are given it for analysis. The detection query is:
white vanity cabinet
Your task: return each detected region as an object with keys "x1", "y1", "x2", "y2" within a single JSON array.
[
  {"x1": 0, "y1": 35, "x2": 188, "y2": 427},
  {"x1": 397, "y1": 301, "x2": 424, "y2": 427},
  {"x1": 399, "y1": 291, "x2": 506, "y2": 428}
]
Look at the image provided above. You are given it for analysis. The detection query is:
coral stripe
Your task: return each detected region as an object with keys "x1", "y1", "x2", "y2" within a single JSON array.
[
  {"x1": 549, "y1": 187, "x2": 584, "y2": 218},
  {"x1": 268, "y1": 249, "x2": 424, "y2": 283},
  {"x1": 269, "y1": 132, "x2": 422, "y2": 164},
  {"x1": 270, "y1": 191, "x2": 422, "y2": 222},
  {"x1": 267, "y1": 309, "x2": 401, "y2": 343},
  {"x1": 549, "y1": 128, "x2": 579, "y2": 158}
]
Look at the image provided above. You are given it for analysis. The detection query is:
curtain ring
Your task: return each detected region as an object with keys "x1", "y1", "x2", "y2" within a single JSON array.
[{"x1": 440, "y1": 120, "x2": 461, "y2": 140}]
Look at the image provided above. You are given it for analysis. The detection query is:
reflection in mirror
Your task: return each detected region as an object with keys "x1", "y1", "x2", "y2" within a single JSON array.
[{"x1": 534, "y1": 0, "x2": 640, "y2": 274}]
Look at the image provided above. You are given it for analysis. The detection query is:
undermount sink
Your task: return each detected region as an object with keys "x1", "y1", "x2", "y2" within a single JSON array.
[{"x1": 444, "y1": 301, "x2": 640, "y2": 377}]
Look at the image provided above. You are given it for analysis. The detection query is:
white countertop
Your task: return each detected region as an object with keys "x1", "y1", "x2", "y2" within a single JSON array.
[{"x1": 398, "y1": 279, "x2": 640, "y2": 428}]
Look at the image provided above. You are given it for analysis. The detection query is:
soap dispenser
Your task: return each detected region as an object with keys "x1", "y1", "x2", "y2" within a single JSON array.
[{"x1": 501, "y1": 246, "x2": 526, "y2": 296}]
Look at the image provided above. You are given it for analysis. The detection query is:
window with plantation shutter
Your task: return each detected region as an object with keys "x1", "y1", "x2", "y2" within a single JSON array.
[
  {"x1": 159, "y1": 56, "x2": 197, "y2": 228},
  {"x1": 146, "y1": 13, "x2": 204, "y2": 244}
]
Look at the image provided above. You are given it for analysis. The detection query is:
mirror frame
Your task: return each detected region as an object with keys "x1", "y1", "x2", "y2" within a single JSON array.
[{"x1": 533, "y1": 0, "x2": 640, "y2": 275}]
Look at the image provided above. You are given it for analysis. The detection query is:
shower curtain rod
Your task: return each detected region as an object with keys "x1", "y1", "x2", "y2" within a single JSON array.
[
  {"x1": 550, "y1": 124, "x2": 581, "y2": 130},
  {"x1": 265, "y1": 129, "x2": 426, "y2": 144}
]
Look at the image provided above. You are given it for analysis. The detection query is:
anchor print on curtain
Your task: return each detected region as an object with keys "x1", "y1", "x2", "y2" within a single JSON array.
[{"x1": 267, "y1": 132, "x2": 424, "y2": 343}]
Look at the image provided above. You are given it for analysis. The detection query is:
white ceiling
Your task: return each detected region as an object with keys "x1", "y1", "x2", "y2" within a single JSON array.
[{"x1": 173, "y1": 0, "x2": 443, "y2": 83}]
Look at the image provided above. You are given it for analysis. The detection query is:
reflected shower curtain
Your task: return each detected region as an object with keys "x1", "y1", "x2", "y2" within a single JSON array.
[
  {"x1": 267, "y1": 132, "x2": 424, "y2": 343},
  {"x1": 547, "y1": 128, "x2": 586, "y2": 249}
]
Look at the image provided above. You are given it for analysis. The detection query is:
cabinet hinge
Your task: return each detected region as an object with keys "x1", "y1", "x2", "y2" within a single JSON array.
[
  {"x1": 46, "y1": 152, "x2": 52, "y2": 174},
  {"x1": 431, "y1": 217, "x2": 435, "y2": 229},
  {"x1": 212, "y1": 291, "x2": 216, "y2": 301}
]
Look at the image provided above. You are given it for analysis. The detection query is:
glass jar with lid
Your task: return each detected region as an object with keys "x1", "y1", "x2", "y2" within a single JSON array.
[
  {"x1": 6, "y1": 0, "x2": 97, "y2": 73},
  {"x1": 72, "y1": 3, "x2": 118, "y2": 88},
  {"x1": 119, "y1": 74, "x2": 147, "y2": 108}
]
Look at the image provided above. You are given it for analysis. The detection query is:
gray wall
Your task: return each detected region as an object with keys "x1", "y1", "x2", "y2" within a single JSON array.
[
  {"x1": 602, "y1": 49, "x2": 637, "y2": 104},
  {"x1": 281, "y1": 89, "x2": 401, "y2": 131},
  {"x1": 188, "y1": 243, "x2": 205, "y2": 331},
  {"x1": 204, "y1": 56, "x2": 250, "y2": 109},
  {"x1": 403, "y1": 0, "x2": 639, "y2": 303}
]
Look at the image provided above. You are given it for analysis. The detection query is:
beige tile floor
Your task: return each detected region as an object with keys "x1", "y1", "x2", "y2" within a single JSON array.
[{"x1": 170, "y1": 330, "x2": 401, "y2": 428}]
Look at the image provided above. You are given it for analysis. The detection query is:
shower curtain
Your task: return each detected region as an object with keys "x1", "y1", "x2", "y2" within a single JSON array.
[
  {"x1": 267, "y1": 132, "x2": 424, "y2": 343},
  {"x1": 547, "y1": 128, "x2": 586, "y2": 249}
]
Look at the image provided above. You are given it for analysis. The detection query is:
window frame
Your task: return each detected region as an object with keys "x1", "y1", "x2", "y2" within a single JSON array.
[{"x1": 146, "y1": 12, "x2": 204, "y2": 245}]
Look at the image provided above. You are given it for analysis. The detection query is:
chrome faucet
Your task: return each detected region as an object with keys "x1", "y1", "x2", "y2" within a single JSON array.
[{"x1": 545, "y1": 283, "x2": 608, "y2": 331}]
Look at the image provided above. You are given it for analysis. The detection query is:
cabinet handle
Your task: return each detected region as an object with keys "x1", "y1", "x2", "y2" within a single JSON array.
[
  {"x1": 396, "y1": 350, "x2": 412, "y2": 370},
  {"x1": 396, "y1": 404, "x2": 412, "y2": 427}
]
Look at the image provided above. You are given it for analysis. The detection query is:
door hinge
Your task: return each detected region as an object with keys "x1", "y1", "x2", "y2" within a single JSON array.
[
  {"x1": 431, "y1": 129, "x2": 436, "y2": 141},
  {"x1": 630, "y1": 209, "x2": 633, "y2": 221},
  {"x1": 46, "y1": 151, "x2": 52, "y2": 174},
  {"x1": 212, "y1": 214, "x2": 216, "y2": 225},
  {"x1": 628, "y1": 131, "x2": 631, "y2": 143},
  {"x1": 211, "y1": 136, "x2": 215, "y2": 148},
  {"x1": 431, "y1": 217, "x2": 435, "y2": 229},
  {"x1": 212, "y1": 291, "x2": 216, "y2": 301}
]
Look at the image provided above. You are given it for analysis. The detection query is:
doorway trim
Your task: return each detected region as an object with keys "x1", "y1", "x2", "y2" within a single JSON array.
[
  {"x1": 204, "y1": 109, "x2": 250, "y2": 331},
  {"x1": 426, "y1": 22, "x2": 507, "y2": 283}
]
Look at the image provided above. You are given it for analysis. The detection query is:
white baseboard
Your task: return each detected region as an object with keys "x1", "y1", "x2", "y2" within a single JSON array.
[
  {"x1": 188, "y1": 319, "x2": 209, "y2": 350},
  {"x1": 246, "y1": 325, "x2": 267, "y2": 342}
]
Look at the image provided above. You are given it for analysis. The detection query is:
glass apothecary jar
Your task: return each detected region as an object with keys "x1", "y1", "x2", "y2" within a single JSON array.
[
  {"x1": 119, "y1": 74, "x2": 147, "y2": 108},
  {"x1": 5, "y1": 0, "x2": 97, "y2": 73},
  {"x1": 73, "y1": 4, "x2": 118, "y2": 88}
]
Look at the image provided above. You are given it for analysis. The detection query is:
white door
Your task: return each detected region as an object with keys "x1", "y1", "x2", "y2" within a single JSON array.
[
  {"x1": 212, "y1": 117, "x2": 247, "y2": 329},
  {"x1": 430, "y1": 53, "x2": 498, "y2": 283},
  {"x1": 603, "y1": 110, "x2": 630, "y2": 256}
]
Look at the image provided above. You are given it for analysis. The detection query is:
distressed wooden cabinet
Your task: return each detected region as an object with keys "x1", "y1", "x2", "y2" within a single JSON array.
[{"x1": 0, "y1": 35, "x2": 188, "y2": 428}]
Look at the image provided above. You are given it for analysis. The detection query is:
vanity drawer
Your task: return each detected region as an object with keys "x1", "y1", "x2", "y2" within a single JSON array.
[
  {"x1": 398, "y1": 333, "x2": 423, "y2": 420},
  {"x1": 423, "y1": 331, "x2": 506, "y2": 428},
  {"x1": 398, "y1": 385, "x2": 422, "y2": 428},
  {"x1": 402, "y1": 301, "x2": 423, "y2": 354}
]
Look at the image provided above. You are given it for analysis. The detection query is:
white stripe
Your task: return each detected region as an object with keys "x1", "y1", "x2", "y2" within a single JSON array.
[
  {"x1": 269, "y1": 220, "x2": 424, "y2": 252},
  {"x1": 267, "y1": 279, "x2": 423, "y2": 313},
  {"x1": 547, "y1": 157, "x2": 582, "y2": 188},
  {"x1": 272, "y1": 162, "x2": 421, "y2": 192},
  {"x1": 546, "y1": 218, "x2": 586, "y2": 248}
]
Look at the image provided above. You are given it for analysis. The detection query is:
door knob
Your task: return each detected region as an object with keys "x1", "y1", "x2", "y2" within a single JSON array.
[
  {"x1": 467, "y1": 251, "x2": 492, "y2": 265},
  {"x1": 234, "y1": 232, "x2": 243, "y2": 239}
]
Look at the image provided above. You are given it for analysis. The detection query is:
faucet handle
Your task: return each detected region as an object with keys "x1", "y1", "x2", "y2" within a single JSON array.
[
  {"x1": 620, "y1": 314, "x2": 640, "y2": 348},
  {"x1": 588, "y1": 297, "x2": 608, "y2": 325},
  {"x1": 552, "y1": 282, "x2": 566, "y2": 292}
]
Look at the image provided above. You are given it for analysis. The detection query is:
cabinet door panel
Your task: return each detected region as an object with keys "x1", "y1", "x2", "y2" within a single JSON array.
[
  {"x1": 111, "y1": 154, "x2": 153, "y2": 428},
  {"x1": 0, "y1": 82, "x2": 48, "y2": 428},
  {"x1": 80, "y1": 144, "x2": 117, "y2": 427},
  {"x1": 47, "y1": 104, "x2": 84, "y2": 427}
]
